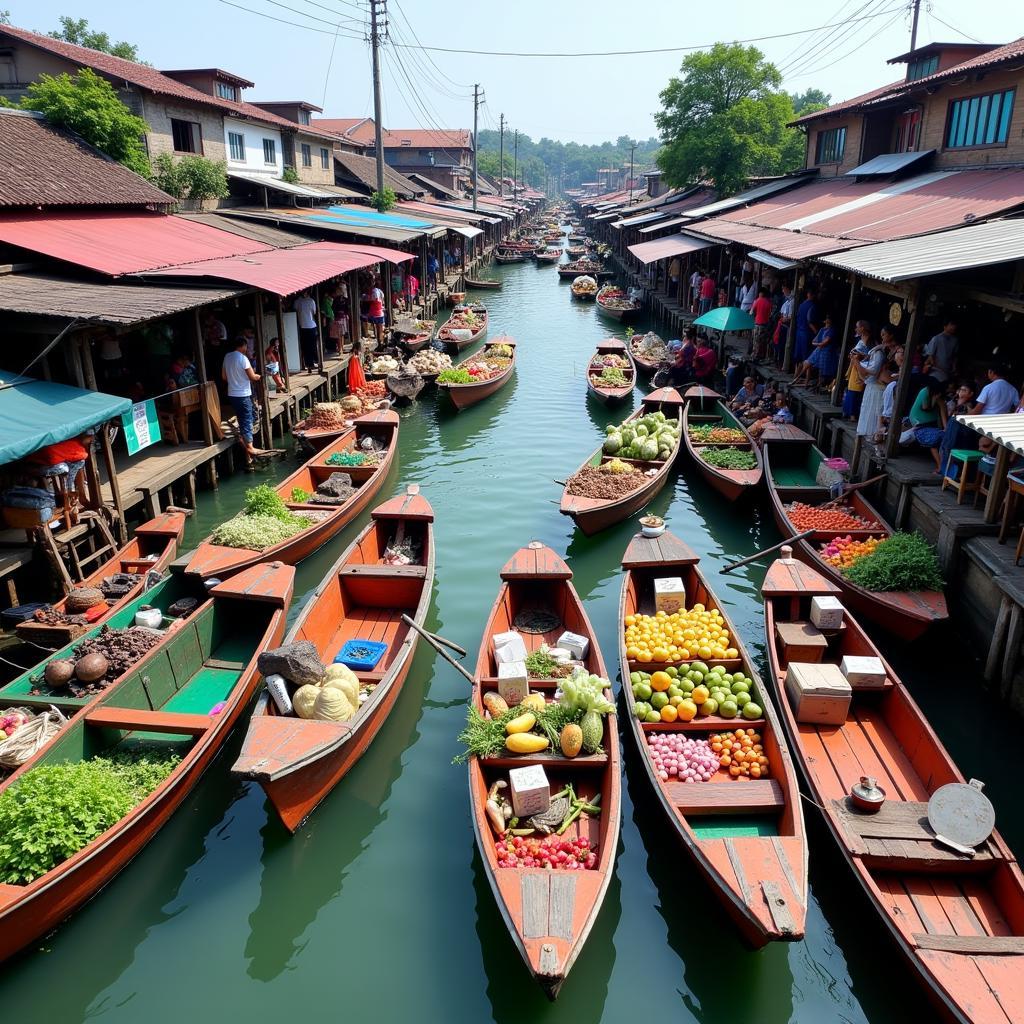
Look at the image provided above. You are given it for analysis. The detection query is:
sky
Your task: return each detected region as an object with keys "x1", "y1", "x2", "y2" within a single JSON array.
[{"x1": 3, "y1": 0, "x2": 1017, "y2": 145}]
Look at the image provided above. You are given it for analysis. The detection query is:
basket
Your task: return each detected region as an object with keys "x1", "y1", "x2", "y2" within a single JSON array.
[{"x1": 335, "y1": 639, "x2": 388, "y2": 671}]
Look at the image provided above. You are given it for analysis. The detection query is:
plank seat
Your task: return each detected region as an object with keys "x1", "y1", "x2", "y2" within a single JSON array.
[
  {"x1": 121, "y1": 559, "x2": 159, "y2": 574},
  {"x1": 204, "y1": 658, "x2": 246, "y2": 671},
  {"x1": 669, "y1": 778, "x2": 783, "y2": 815},
  {"x1": 85, "y1": 707, "x2": 212, "y2": 735},
  {"x1": 337, "y1": 564, "x2": 428, "y2": 579},
  {"x1": 912, "y1": 934, "x2": 1024, "y2": 954}
]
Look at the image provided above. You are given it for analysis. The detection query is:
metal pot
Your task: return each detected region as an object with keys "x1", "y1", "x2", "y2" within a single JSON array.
[{"x1": 850, "y1": 776, "x2": 886, "y2": 813}]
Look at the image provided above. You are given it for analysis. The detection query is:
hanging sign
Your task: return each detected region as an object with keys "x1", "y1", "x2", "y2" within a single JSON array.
[{"x1": 121, "y1": 400, "x2": 161, "y2": 455}]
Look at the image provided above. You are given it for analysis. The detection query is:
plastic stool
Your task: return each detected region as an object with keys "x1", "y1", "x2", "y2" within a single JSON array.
[
  {"x1": 974, "y1": 454, "x2": 997, "y2": 509},
  {"x1": 942, "y1": 449, "x2": 983, "y2": 504}
]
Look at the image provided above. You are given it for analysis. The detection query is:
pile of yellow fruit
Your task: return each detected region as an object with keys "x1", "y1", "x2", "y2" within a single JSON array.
[{"x1": 624, "y1": 604, "x2": 738, "y2": 664}]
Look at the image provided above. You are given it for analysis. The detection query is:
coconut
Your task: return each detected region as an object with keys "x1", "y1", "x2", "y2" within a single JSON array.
[
  {"x1": 65, "y1": 587, "x2": 105, "y2": 614},
  {"x1": 44, "y1": 659, "x2": 75, "y2": 689},
  {"x1": 74, "y1": 652, "x2": 109, "y2": 683}
]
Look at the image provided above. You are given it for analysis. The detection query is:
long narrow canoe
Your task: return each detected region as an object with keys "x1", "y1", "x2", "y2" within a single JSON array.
[
  {"x1": 596, "y1": 286, "x2": 640, "y2": 323},
  {"x1": 232, "y1": 487, "x2": 434, "y2": 831},
  {"x1": 682, "y1": 386, "x2": 764, "y2": 501},
  {"x1": 438, "y1": 307, "x2": 489, "y2": 350},
  {"x1": 586, "y1": 339, "x2": 635, "y2": 405},
  {"x1": 494, "y1": 251, "x2": 528, "y2": 264},
  {"x1": 619, "y1": 532, "x2": 807, "y2": 946},
  {"x1": 762, "y1": 551, "x2": 1024, "y2": 1023},
  {"x1": 16, "y1": 512, "x2": 186, "y2": 648},
  {"x1": 0, "y1": 562, "x2": 292, "y2": 961},
  {"x1": 560, "y1": 388, "x2": 684, "y2": 536},
  {"x1": 178, "y1": 409, "x2": 398, "y2": 580},
  {"x1": 470, "y1": 542, "x2": 620, "y2": 999},
  {"x1": 535, "y1": 250, "x2": 562, "y2": 264},
  {"x1": 629, "y1": 333, "x2": 666, "y2": 376},
  {"x1": 465, "y1": 277, "x2": 502, "y2": 290},
  {"x1": 437, "y1": 338, "x2": 517, "y2": 412},
  {"x1": 763, "y1": 435, "x2": 947, "y2": 640}
]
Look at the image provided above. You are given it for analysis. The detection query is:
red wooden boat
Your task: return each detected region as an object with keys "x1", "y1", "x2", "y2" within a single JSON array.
[
  {"x1": 232, "y1": 487, "x2": 434, "y2": 832},
  {"x1": 393, "y1": 318, "x2": 436, "y2": 353},
  {"x1": 469, "y1": 542, "x2": 621, "y2": 998},
  {"x1": 438, "y1": 305, "x2": 488, "y2": 350},
  {"x1": 0, "y1": 562, "x2": 292, "y2": 961},
  {"x1": 586, "y1": 339, "x2": 635, "y2": 404},
  {"x1": 762, "y1": 550, "x2": 1024, "y2": 1023},
  {"x1": 763, "y1": 435, "x2": 947, "y2": 639},
  {"x1": 16, "y1": 512, "x2": 186, "y2": 648},
  {"x1": 436, "y1": 338, "x2": 517, "y2": 411},
  {"x1": 618, "y1": 531, "x2": 807, "y2": 946},
  {"x1": 178, "y1": 409, "x2": 398, "y2": 580},
  {"x1": 629, "y1": 333, "x2": 667, "y2": 375},
  {"x1": 596, "y1": 285, "x2": 640, "y2": 323},
  {"x1": 682, "y1": 386, "x2": 763, "y2": 501},
  {"x1": 560, "y1": 388, "x2": 684, "y2": 536},
  {"x1": 535, "y1": 249, "x2": 562, "y2": 264}
]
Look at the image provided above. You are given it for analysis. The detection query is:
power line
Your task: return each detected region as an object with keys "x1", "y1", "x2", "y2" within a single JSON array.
[
  {"x1": 281, "y1": 0, "x2": 367, "y2": 25},
  {"x1": 255, "y1": 0, "x2": 365, "y2": 31},
  {"x1": 788, "y1": 7, "x2": 906, "y2": 78},
  {"x1": 390, "y1": 0, "x2": 471, "y2": 90},
  {"x1": 781, "y1": 0, "x2": 893, "y2": 77},
  {"x1": 929, "y1": 8, "x2": 987, "y2": 44},
  {"x1": 216, "y1": 0, "x2": 364, "y2": 37},
  {"x1": 775, "y1": 0, "x2": 860, "y2": 72}
]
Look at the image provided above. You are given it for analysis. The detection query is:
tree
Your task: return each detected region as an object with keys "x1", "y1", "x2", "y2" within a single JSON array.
[
  {"x1": 655, "y1": 43, "x2": 812, "y2": 196},
  {"x1": 21, "y1": 68, "x2": 151, "y2": 176},
  {"x1": 790, "y1": 88, "x2": 831, "y2": 116},
  {"x1": 371, "y1": 186, "x2": 396, "y2": 212},
  {"x1": 152, "y1": 153, "x2": 228, "y2": 201},
  {"x1": 49, "y1": 16, "x2": 142, "y2": 61},
  {"x1": 0, "y1": 11, "x2": 10, "y2": 25}
]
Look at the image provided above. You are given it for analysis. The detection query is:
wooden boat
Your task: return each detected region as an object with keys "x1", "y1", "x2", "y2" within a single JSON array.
[
  {"x1": 559, "y1": 262, "x2": 615, "y2": 281},
  {"x1": 682, "y1": 386, "x2": 764, "y2": 501},
  {"x1": 437, "y1": 338, "x2": 517, "y2": 411},
  {"x1": 469, "y1": 542, "x2": 621, "y2": 998},
  {"x1": 0, "y1": 562, "x2": 292, "y2": 961},
  {"x1": 392, "y1": 318, "x2": 435, "y2": 353},
  {"x1": 596, "y1": 285, "x2": 640, "y2": 323},
  {"x1": 763, "y1": 434, "x2": 947, "y2": 639},
  {"x1": 465, "y1": 277, "x2": 502, "y2": 290},
  {"x1": 438, "y1": 305, "x2": 488, "y2": 351},
  {"x1": 567, "y1": 234, "x2": 586, "y2": 244},
  {"x1": 586, "y1": 339, "x2": 635, "y2": 404},
  {"x1": 535, "y1": 249, "x2": 562, "y2": 264},
  {"x1": 762, "y1": 550, "x2": 1024, "y2": 1022},
  {"x1": 566, "y1": 246, "x2": 586, "y2": 258},
  {"x1": 232, "y1": 488, "x2": 434, "y2": 832},
  {"x1": 570, "y1": 276, "x2": 598, "y2": 301},
  {"x1": 629, "y1": 332, "x2": 669, "y2": 375},
  {"x1": 560, "y1": 388, "x2": 685, "y2": 536},
  {"x1": 16, "y1": 512, "x2": 186, "y2": 648},
  {"x1": 619, "y1": 532, "x2": 807, "y2": 947},
  {"x1": 177, "y1": 409, "x2": 399, "y2": 580},
  {"x1": 495, "y1": 251, "x2": 528, "y2": 264}
]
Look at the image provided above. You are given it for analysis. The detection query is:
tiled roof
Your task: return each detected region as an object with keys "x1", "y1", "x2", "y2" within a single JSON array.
[
  {"x1": 791, "y1": 80, "x2": 905, "y2": 125},
  {"x1": 0, "y1": 109, "x2": 173, "y2": 209},
  {"x1": 313, "y1": 117, "x2": 372, "y2": 141},
  {"x1": 332, "y1": 150, "x2": 423, "y2": 198},
  {"x1": 335, "y1": 119, "x2": 473, "y2": 151}
]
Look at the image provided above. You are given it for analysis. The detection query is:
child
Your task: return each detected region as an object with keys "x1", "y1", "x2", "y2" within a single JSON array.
[
  {"x1": 265, "y1": 338, "x2": 287, "y2": 393},
  {"x1": 347, "y1": 338, "x2": 367, "y2": 393}
]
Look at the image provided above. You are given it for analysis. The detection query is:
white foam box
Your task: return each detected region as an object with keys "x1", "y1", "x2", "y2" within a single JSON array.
[
  {"x1": 497, "y1": 661, "x2": 529, "y2": 707},
  {"x1": 810, "y1": 596, "x2": 845, "y2": 631},
  {"x1": 557, "y1": 631, "x2": 589, "y2": 661},
  {"x1": 654, "y1": 577, "x2": 686, "y2": 615},
  {"x1": 508, "y1": 764, "x2": 551, "y2": 818},
  {"x1": 785, "y1": 662, "x2": 852, "y2": 726},
  {"x1": 493, "y1": 630, "x2": 527, "y2": 665},
  {"x1": 840, "y1": 655, "x2": 887, "y2": 690}
]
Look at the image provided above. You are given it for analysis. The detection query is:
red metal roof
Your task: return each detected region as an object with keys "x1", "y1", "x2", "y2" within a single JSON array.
[
  {"x1": 688, "y1": 219, "x2": 867, "y2": 259},
  {"x1": 332, "y1": 243, "x2": 413, "y2": 266},
  {"x1": 628, "y1": 233, "x2": 715, "y2": 264},
  {"x1": 0, "y1": 210, "x2": 270, "y2": 275}
]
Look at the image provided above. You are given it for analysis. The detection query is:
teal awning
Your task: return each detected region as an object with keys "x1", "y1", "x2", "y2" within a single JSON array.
[{"x1": 0, "y1": 371, "x2": 131, "y2": 465}]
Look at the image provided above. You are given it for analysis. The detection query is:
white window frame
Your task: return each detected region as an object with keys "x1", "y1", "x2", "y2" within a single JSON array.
[{"x1": 228, "y1": 131, "x2": 245, "y2": 162}]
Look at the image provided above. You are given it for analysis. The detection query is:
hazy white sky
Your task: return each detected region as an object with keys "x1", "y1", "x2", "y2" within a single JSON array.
[{"x1": 5, "y1": 0, "x2": 1017, "y2": 143}]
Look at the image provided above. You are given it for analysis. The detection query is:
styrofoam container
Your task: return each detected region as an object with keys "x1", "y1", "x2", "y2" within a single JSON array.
[
  {"x1": 840, "y1": 655, "x2": 887, "y2": 690},
  {"x1": 810, "y1": 595, "x2": 845, "y2": 631},
  {"x1": 265, "y1": 674, "x2": 293, "y2": 715},
  {"x1": 509, "y1": 764, "x2": 551, "y2": 817},
  {"x1": 134, "y1": 607, "x2": 163, "y2": 629},
  {"x1": 557, "y1": 631, "x2": 589, "y2": 660},
  {"x1": 497, "y1": 661, "x2": 529, "y2": 707},
  {"x1": 493, "y1": 630, "x2": 528, "y2": 665}
]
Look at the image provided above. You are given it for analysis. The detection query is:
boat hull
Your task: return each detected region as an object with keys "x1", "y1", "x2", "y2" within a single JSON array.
[{"x1": 682, "y1": 394, "x2": 763, "y2": 501}]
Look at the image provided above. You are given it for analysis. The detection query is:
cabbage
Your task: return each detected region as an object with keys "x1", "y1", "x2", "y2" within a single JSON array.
[
  {"x1": 293, "y1": 684, "x2": 320, "y2": 720},
  {"x1": 621, "y1": 426, "x2": 636, "y2": 445},
  {"x1": 635, "y1": 424, "x2": 649, "y2": 438},
  {"x1": 323, "y1": 663, "x2": 359, "y2": 706},
  {"x1": 641, "y1": 439, "x2": 659, "y2": 461},
  {"x1": 603, "y1": 432, "x2": 622, "y2": 454},
  {"x1": 314, "y1": 686, "x2": 355, "y2": 722},
  {"x1": 605, "y1": 424, "x2": 617, "y2": 435}
]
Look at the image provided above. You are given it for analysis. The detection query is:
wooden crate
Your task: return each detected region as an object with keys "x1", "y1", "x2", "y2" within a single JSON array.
[{"x1": 775, "y1": 621, "x2": 828, "y2": 663}]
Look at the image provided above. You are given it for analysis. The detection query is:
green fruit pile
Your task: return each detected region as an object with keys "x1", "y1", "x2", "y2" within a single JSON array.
[{"x1": 630, "y1": 662, "x2": 763, "y2": 722}]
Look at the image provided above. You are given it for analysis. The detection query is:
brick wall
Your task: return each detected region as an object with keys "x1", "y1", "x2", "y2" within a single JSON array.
[
  {"x1": 138, "y1": 97, "x2": 226, "y2": 161},
  {"x1": 293, "y1": 133, "x2": 334, "y2": 185},
  {"x1": 805, "y1": 115, "x2": 865, "y2": 176}
]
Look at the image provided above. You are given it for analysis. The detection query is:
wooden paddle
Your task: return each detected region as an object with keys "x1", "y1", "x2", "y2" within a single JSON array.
[
  {"x1": 400, "y1": 614, "x2": 474, "y2": 683},
  {"x1": 818, "y1": 472, "x2": 887, "y2": 510},
  {"x1": 720, "y1": 530, "x2": 815, "y2": 573}
]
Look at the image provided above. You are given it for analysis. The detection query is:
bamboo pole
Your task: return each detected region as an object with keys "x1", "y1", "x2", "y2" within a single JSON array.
[
  {"x1": 400, "y1": 614, "x2": 475, "y2": 683},
  {"x1": 720, "y1": 530, "x2": 815, "y2": 573},
  {"x1": 253, "y1": 292, "x2": 273, "y2": 446},
  {"x1": 831, "y1": 275, "x2": 858, "y2": 406}
]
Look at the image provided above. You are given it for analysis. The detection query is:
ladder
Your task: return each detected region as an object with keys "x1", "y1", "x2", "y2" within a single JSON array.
[{"x1": 38, "y1": 510, "x2": 119, "y2": 594}]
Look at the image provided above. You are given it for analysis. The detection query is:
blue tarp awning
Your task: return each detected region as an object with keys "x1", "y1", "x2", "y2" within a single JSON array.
[{"x1": 0, "y1": 371, "x2": 131, "y2": 465}]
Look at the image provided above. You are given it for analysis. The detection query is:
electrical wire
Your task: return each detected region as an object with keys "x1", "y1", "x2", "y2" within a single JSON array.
[
  {"x1": 257, "y1": 0, "x2": 365, "y2": 31},
  {"x1": 217, "y1": 0, "x2": 364, "y2": 37},
  {"x1": 787, "y1": 6, "x2": 906, "y2": 79},
  {"x1": 390, "y1": 0, "x2": 472, "y2": 90},
  {"x1": 778, "y1": 0, "x2": 881, "y2": 74},
  {"x1": 929, "y1": 9, "x2": 987, "y2": 44},
  {"x1": 386, "y1": 19, "x2": 473, "y2": 100},
  {"x1": 774, "y1": 0, "x2": 860, "y2": 72},
  {"x1": 781, "y1": 0, "x2": 893, "y2": 77}
]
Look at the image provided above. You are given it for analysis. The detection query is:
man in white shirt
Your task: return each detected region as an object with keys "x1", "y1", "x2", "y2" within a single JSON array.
[
  {"x1": 293, "y1": 290, "x2": 320, "y2": 373},
  {"x1": 222, "y1": 336, "x2": 261, "y2": 464},
  {"x1": 972, "y1": 364, "x2": 1020, "y2": 416},
  {"x1": 689, "y1": 268, "x2": 702, "y2": 307},
  {"x1": 923, "y1": 319, "x2": 958, "y2": 384},
  {"x1": 738, "y1": 277, "x2": 757, "y2": 313}
]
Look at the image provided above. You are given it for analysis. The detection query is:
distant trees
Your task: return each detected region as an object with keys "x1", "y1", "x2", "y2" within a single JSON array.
[
  {"x1": 152, "y1": 153, "x2": 229, "y2": 201},
  {"x1": 48, "y1": 16, "x2": 143, "y2": 62}
]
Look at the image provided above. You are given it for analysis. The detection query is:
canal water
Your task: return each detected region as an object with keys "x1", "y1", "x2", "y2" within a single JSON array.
[{"x1": 0, "y1": 251, "x2": 1015, "y2": 1023}]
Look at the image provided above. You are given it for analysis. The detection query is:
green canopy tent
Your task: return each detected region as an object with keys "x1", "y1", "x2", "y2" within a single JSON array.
[{"x1": 692, "y1": 306, "x2": 755, "y2": 332}]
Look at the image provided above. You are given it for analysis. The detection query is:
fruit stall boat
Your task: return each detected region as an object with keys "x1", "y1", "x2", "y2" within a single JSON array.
[
  {"x1": 560, "y1": 388, "x2": 685, "y2": 536},
  {"x1": 682, "y1": 386, "x2": 763, "y2": 501},
  {"x1": 438, "y1": 305, "x2": 488, "y2": 350},
  {"x1": 232, "y1": 487, "x2": 434, "y2": 832},
  {"x1": 558, "y1": 261, "x2": 614, "y2": 281},
  {"x1": 762, "y1": 550, "x2": 1024, "y2": 1024},
  {"x1": 586, "y1": 339, "x2": 635, "y2": 404},
  {"x1": 595, "y1": 285, "x2": 640, "y2": 323},
  {"x1": 628, "y1": 332, "x2": 670, "y2": 375},
  {"x1": 176, "y1": 410, "x2": 398, "y2": 580},
  {"x1": 570, "y1": 276, "x2": 598, "y2": 301},
  {"x1": 392, "y1": 318, "x2": 436, "y2": 353},
  {"x1": 436, "y1": 338, "x2": 517, "y2": 411},
  {"x1": 535, "y1": 249, "x2": 562, "y2": 264},
  {"x1": 468, "y1": 542, "x2": 621, "y2": 999}
]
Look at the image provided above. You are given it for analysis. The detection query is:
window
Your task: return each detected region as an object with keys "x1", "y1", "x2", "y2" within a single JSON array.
[
  {"x1": 301, "y1": 143, "x2": 312, "y2": 167},
  {"x1": 815, "y1": 126, "x2": 846, "y2": 164},
  {"x1": 894, "y1": 109, "x2": 922, "y2": 153},
  {"x1": 215, "y1": 81, "x2": 237, "y2": 101},
  {"x1": 298, "y1": 109, "x2": 311, "y2": 125},
  {"x1": 171, "y1": 118, "x2": 200, "y2": 154},
  {"x1": 263, "y1": 138, "x2": 276, "y2": 164},
  {"x1": 946, "y1": 89, "x2": 1016, "y2": 149},
  {"x1": 228, "y1": 131, "x2": 245, "y2": 161},
  {"x1": 907, "y1": 55, "x2": 939, "y2": 81},
  {"x1": 320, "y1": 147, "x2": 330, "y2": 169}
]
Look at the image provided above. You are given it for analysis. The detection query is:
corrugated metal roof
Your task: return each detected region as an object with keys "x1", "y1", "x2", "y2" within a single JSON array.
[
  {"x1": 613, "y1": 210, "x2": 669, "y2": 229},
  {"x1": 817, "y1": 218, "x2": 1024, "y2": 282},
  {"x1": 682, "y1": 177, "x2": 812, "y2": 220},
  {"x1": 227, "y1": 171, "x2": 334, "y2": 198},
  {"x1": 748, "y1": 249, "x2": 799, "y2": 271},
  {"x1": 686, "y1": 219, "x2": 864, "y2": 259},
  {"x1": 955, "y1": 413, "x2": 1024, "y2": 457},
  {"x1": 219, "y1": 207, "x2": 421, "y2": 243},
  {"x1": 628, "y1": 233, "x2": 714, "y2": 264},
  {"x1": 845, "y1": 150, "x2": 935, "y2": 176},
  {"x1": 639, "y1": 216, "x2": 690, "y2": 234},
  {"x1": 175, "y1": 213, "x2": 311, "y2": 248},
  {"x1": 319, "y1": 204, "x2": 448, "y2": 238}
]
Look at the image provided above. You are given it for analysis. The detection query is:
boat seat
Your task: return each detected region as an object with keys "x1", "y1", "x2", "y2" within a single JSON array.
[
  {"x1": 337, "y1": 564, "x2": 427, "y2": 579},
  {"x1": 912, "y1": 934, "x2": 1024, "y2": 954},
  {"x1": 120, "y1": 559, "x2": 157, "y2": 574},
  {"x1": 85, "y1": 707, "x2": 212, "y2": 735},
  {"x1": 669, "y1": 779, "x2": 783, "y2": 816}
]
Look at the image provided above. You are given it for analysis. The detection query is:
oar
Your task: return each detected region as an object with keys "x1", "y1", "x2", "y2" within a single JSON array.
[
  {"x1": 818, "y1": 472, "x2": 887, "y2": 510},
  {"x1": 720, "y1": 530, "x2": 815, "y2": 574},
  {"x1": 401, "y1": 614, "x2": 475, "y2": 683}
]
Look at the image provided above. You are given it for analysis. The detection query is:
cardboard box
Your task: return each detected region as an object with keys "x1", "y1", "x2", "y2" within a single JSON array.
[
  {"x1": 497, "y1": 661, "x2": 529, "y2": 707},
  {"x1": 775, "y1": 621, "x2": 828, "y2": 663},
  {"x1": 840, "y1": 655, "x2": 887, "y2": 690},
  {"x1": 810, "y1": 596, "x2": 845, "y2": 631},
  {"x1": 546, "y1": 647, "x2": 572, "y2": 663},
  {"x1": 509, "y1": 764, "x2": 551, "y2": 817},
  {"x1": 557, "y1": 631, "x2": 589, "y2": 661},
  {"x1": 493, "y1": 630, "x2": 527, "y2": 665},
  {"x1": 654, "y1": 577, "x2": 686, "y2": 615},
  {"x1": 785, "y1": 662, "x2": 852, "y2": 725}
]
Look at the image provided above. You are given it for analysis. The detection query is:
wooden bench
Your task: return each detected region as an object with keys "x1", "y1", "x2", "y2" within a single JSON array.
[
  {"x1": 85, "y1": 707, "x2": 212, "y2": 736},
  {"x1": 912, "y1": 934, "x2": 1024, "y2": 954},
  {"x1": 668, "y1": 778, "x2": 784, "y2": 815},
  {"x1": 338, "y1": 564, "x2": 427, "y2": 579}
]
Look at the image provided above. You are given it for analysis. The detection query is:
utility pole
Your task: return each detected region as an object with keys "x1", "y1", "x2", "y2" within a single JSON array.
[
  {"x1": 369, "y1": 0, "x2": 387, "y2": 203},
  {"x1": 909, "y1": 0, "x2": 921, "y2": 50},
  {"x1": 498, "y1": 113, "x2": 505, "y2": 197},
  {"x1": 513, "y1": 129, "x2": 518, "y2": 198},
  {"x1": 628, "y1": 141, "x2": 635, "y2": 205},
  {"x1": 472, "y1": 83, "x2": 480, "y2": 212}
]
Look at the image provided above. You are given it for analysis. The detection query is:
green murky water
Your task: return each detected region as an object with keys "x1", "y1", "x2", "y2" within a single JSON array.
[{"x1": 0, "y1": 252, "x2": 1013, "y2": 1023}]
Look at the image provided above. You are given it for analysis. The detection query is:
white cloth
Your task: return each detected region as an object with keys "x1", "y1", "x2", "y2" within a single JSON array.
[
  {"x1": 223, "y1": 350, "x2": 253, "y2": 398},
  {"x1": 881, "y1": 376, "x2": 899, "y2": 420},
  {"x1": 977, "y1": 378, "x2": 1020, "y2": 415},
  {"x1": 294, "y1": 296, "x2": 317, "y2": 330},
  {"x1": 924, "y1": 331, "x2": 958, "y2": 382},
  {"x1": 856, "y1": 345, "x2": 887, "y2": 437},
  {"x1": 739, "y1": 282, "x2": 757, "y2": 312},
  {"x1": 780, "y1": 296, "x2": 793, "y2": 319}
]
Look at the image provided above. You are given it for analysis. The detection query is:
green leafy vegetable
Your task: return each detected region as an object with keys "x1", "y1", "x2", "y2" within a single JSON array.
[
  {"x1": 559, "y1": 668, "x2": 614, "y2": 716},
  {"x1": 211, "y1": 513, "x2": 308, "y2": 550},
  {"x1": 525, "y1": 648, "x2": 565, "y2": 678},
  {"x1": 436, "y1": 368, "x2": 474, "y2": 385},
  {"x1": 243, "y1": 484, "x2": 294, "y2": 522},
  {"x1": 699, "y1": 447, "x2": 757, "y2": 470},
  {"x1": 843, "y1": 532, "x2": 944, "y2": 592},
  {"x1": 290, "y1": 487, "x2": 311, "y2": 503}
]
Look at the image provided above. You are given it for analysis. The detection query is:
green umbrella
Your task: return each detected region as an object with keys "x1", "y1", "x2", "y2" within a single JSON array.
[{"x1": 693, "y1": 306, "x2": 755, "y2": 332}]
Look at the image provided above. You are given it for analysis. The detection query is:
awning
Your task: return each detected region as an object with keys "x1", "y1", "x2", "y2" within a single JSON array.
[
  {"x1": 639, "y1": 216, "x2": 690, "y2": 234},
  {"x1": 227, "y1": 170, "x2": 335, "y2": 199},
  {"x1": 681, "y1": 176, "x2": 814, "y2": 221},
  {"x1": 0, "y1": 370, "x2": 131, "y2": 464},
  {"x1": 613, "y1": 211, "x2": 669, "y2": 229},
  {"x1": 219, "y1": 207, "x2": 422, "y2": 244},
  {"x1": 748, "y1": 249, "x2": 799, "y2": 271},
  {"x1": 816, "y1": 218, "x2": 1024, "y2": 282},
  {"x1": 955, "y1": 413, "x2": 1024, "y2": 457},
  {"x1": 321, "y1": 205, "x2": 448, "y2": 238},
  {"x1": 628, "y1": 233, "x2": 714, "y2": 264},
  {"x1": 845, "y1": 151, "x2": 935, "y2": 176},
  {"x1": 447, "y1": 225, "x2": 483, "y2": 239},
  {"x1": 686, "y1": 218, "x2": 865, "y2": 260},
  {"x1": 338, "y1": 244, "x2": 413, "y2": 266},
  {"x1": 0, "y1": 210, "x2": 270, "y2": 276}
]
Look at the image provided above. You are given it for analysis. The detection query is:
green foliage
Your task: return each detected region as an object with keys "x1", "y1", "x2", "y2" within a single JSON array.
[
  {"x1": 436, "y1": 368, "x2": 473, "y2": 384},
  {"x1": 371, "y1": 186, "x2": 397, "y2": 212},
  {"x1": 212, "y1": 514, "x2": 308, "y2": 550},
  {"x1": 700, "y1": 447, "x2": 758, "y2": 470},
  {"x1": 152, "y1": 153, "x2": 228, "y2": 201},
  {"x1": 21, "y1": 68, "x2": 151, "y2": 176},
  {"x1": 0, "y1": 750, "x2": 180, "y2": 884},
  {"x1": 49, "y1": 16, "x2": 143, "y2": 62},
  {"x1": 655, "y1": 43, "x2": 812, "y2": 196},
  {"x1": 290, "y1": 487, "x2": 311, "y2": 503},
  {"x1": 243, "y1": 484, "x2": 293, "y2": 522},
  {"x1": 0, "y1": 10, "x2": 10, "y2": 25},
  {"x1": 281, "y1": 166, "x2": 299, "y2": 184},
  {"x1": 843, "y1": 532, "x2": 945, "y2": 592},
  {"x1": 790, "y1": 88, "x2": 832, "y2": 116}
]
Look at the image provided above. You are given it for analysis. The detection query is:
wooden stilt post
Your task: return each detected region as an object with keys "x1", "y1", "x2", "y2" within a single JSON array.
[
  {"x1": 190, "y1": 310, "x2": 217, "y2": 487},
  {"x1": 99, "y1": 420, "x2": 126, "y2": 540},
  {"x1": 884, "y1": 286, "x2": 920, "y2": 459},
  {"x1": 79, "y1": 335, "x2": 98, "y2": 391},
  {"x1": 274, "y1": 296, "x2": 290, "y2": 428},
  {"x1": 831, "y1": 275, "x2": 858, "y2": 406},
  {"x1": 254, "y1": 292, "x2": 273, "y2": 445},
  {"x1": 782, "y1": 268, "x2": 802, "y2": 373},
  {"x1": 313, "y1": 284, "x2": 325, "y2": 376}
]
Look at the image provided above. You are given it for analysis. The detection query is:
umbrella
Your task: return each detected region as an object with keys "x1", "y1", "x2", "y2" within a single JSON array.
[{"x1": 693, "y1": 306, "x2": 755, "y2": 332}]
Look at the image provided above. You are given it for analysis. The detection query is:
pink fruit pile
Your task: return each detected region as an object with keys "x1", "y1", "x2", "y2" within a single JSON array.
[
  {"x1": 495, "y1": 834, "x2": 597, "y2": 870},
  {"x1": 646, "y1": 733, "x2": 719, "y2": 783}
]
